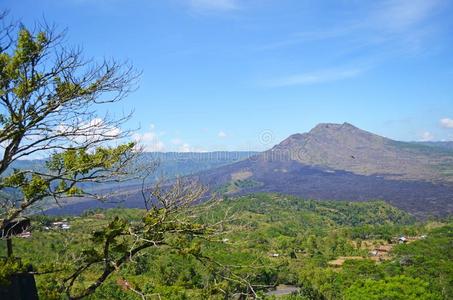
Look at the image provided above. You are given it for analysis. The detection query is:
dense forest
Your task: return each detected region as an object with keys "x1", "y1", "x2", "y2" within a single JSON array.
[{"x1": 1, "y1": 194, "x2": 451, "y2": 299}]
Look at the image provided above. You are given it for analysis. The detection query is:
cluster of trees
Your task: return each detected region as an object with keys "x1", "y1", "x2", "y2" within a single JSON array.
[
  {"x1": 2, "y1": 194, "x2": 451, "y2": 299},
  {"x1": 201, "y1": 195, "x2": 452, "y2": 300},
  {"x1": 344, "y1": 276, "x2": 440, "y2": 300}
]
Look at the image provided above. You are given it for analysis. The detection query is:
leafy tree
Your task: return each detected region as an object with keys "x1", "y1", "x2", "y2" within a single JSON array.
[
  {"x1": 0, "y1": 10, "x2": 148, "y2": 298},
  {"x1": 56, "y1": 179, "x2": 233, "y2": 299},
  {"x1": 0, "y1": 12, "x2": 257, "y2": 299},
  {"x1": 0, "y1": 11, "x2": 139, "y2": 233},
  {"x1": 344, "y1": 275, "x2": 441, "y2": 300}
]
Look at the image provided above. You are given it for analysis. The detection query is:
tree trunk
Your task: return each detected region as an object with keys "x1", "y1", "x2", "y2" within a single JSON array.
[{"x1": 6, "y1": 238, "x2": 13, "y2": 257}]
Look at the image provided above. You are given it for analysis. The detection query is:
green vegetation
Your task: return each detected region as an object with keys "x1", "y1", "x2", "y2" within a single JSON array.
[
  {"x1": 344, "y1": 275, "x2": 440, "y2": 300},
  {"x1": 1, "y1": 194, "x2": 451, "y2": 299},
  {"x1": 217, "y1": 179, "x2": 263, "y2": 194},
  {"x1": 1, "y1": 10, "x2": 452, "y2": 300}
]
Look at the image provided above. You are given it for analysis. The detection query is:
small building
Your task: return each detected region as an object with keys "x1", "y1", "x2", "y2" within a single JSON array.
[
  {"x1": 51, "y1": 221, "x2": 70, "y2": 230},
  {"x1": 17, "y1": 231, "x2": 32, "y2": 238},
  {"x1": 398, "y1": 236, "x2": 408, "y2": 244}
]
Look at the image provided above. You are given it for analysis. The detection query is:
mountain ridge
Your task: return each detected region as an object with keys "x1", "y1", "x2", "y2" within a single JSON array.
[
  {"x1": 261, "y1": 122, "x2": 453, "y2": 182},
  {"x1": 44, "y1": 123, "x2": 453, "y2": 217},
  {"x1": 192, "y1": 123, "x2": 453, "y2": 217}
]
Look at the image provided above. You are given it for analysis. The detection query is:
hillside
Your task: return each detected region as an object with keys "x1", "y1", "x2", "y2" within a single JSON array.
[
  {"x1": 43, "y1": 123, "x2": 453, "y2": 218},
  {"x1": 415, "y1": 141, "x2": 453, "y2": 151},
  {"x1": 4, "y1": 195, "x2": 452, "y2": 299},
  {"x1": 10, "y1": 151, "x2": 257, "y2": 180},
  {"x1": 195, "y1": 123, "x2": 453, "y2": 218},
  {"x1": 269, "y1": 123, "x2": 453, "y2": 182}
]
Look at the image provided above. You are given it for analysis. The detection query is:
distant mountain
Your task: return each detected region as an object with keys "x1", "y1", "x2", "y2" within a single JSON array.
[
  {"x1": 136, "y1": 151, "x2": 258, "y2": 180},
  {"x1": 268, "y1": 123, "x2": 453, "y2": 182},
  {"x1": 10, "y1": 151, "x2": 257, "y2": 183},
  {"x1": 11, "y1": 151, "x2": 257, "y2": 214},
  {"x1": 415, "y1": 141, "x2": 453, "y2": 151},
  {"x1": 193, "y1": 123, "x2": 453, "y2": 218},
  {"x1": 44, "y1": 124, "x2": 453, "y2": 218}
]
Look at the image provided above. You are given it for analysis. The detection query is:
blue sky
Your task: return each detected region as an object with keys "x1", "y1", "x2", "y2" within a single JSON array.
[{"x1": 3, "y1": 0, "x2": 453, "y2": 151}]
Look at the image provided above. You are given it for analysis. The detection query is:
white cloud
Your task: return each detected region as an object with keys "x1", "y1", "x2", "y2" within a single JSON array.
[
  {"x1": 374, "y1": 0, "x2": 442, "y2": 32},
  {"x1": 440, "y1": 118, "x2": 453, "y2": 129},
  {"x1": 169, "y1": 135, "x2": 208, "y2": 152},
  {"x1": 420, "y1": 131, "x2": 434, "y2": 141},
  {"x1": 188, "y1": 0, "x2": 238, "y2": 12},
  {"x1": 4, "y1": 117, "x2": 123, "y2": 159},
  {"x1": 218, "y1": 131, "x2": 227, "y2": 138},
  {"x1": 136, "y1": 129, "x2": 207, "y2": 152},
  {"x1": 179, "y1": 143, "x2": 192, "y2": 152},
  {"x1": 133, "y1": 124, "x2": 165, "y2": 152},
  {"x1": 263, "y1": 68, "x2": 362, "y2": 88},
  {"x1": 178, "y1": 143, "x2": 207, "y2": 152},
  {"x1": 56, "y1": 118, "x2": 122, "y2": 145}
]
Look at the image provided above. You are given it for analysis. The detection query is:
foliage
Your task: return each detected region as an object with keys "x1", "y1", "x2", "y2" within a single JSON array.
[
  {"x1": 0, "y1": 11, "x2": 139, "y2": 232},
  {"x1": 344, "y1": 275, "x2": 441, "y2": 300},
  {"x1": 0, "y1": 257, "x2": 31, "y2": 285},
  {"x1": 0, "y1": 11, "x2": 148, "y2": 299},
  {"x1": 2, "y1": 194, "x2": 450, "y2": 299}
]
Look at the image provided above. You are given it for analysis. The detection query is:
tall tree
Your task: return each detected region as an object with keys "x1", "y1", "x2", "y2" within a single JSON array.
[
  {"x1": 0, "y1": 11, "x2": 147, "y2": 299},
  {"x1": 0, "y1": 11, "x2": 139, "y2": 234},
  {"x1": 0, "y1": 13, "x2": 247, "y2": 299}
]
